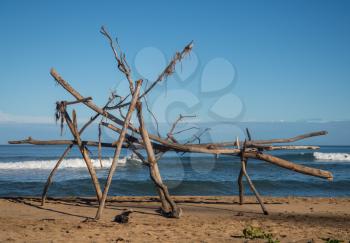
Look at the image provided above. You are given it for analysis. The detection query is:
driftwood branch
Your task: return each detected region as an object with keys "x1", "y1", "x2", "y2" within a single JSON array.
[
  {"x1": 64, "y1": 97, "x2": 92, "y2": 106},
  {"x1": 167, "y1": 114, "x2": 197, "y2": 143},
  {"x1": 9, "y1": 137, "x2": 139, "y2": 149},
  {"x1": 247, "y1": 131, "x2": 328, "y2": 145},
  {"x1": 42, "y1": 145, "x2": 72, "y2": 206},
  {"x1": 95, "y1": 79, "x2": 142, "y2": 220},
  {"x1": 245, "y1": 152, "x2": 333, "y2": 180},
  {"x1": 117, "y1": 41, "x2": 194, "y2": 108},
  {"x1": 136, "y1": 101, "x2": 181, "y2": 217},
  {"x1": 63, "y1": 110, "x2": 103, "y2": 202},
  {"x1": 41, "y1": 97, "x2": 116, "y2": 205},
  {"x1": 100, "y1": 26, "x2": 134, "y2": 92},
  {"x1": 241, "y1": 156, "x2": 268, "y2": 214}
]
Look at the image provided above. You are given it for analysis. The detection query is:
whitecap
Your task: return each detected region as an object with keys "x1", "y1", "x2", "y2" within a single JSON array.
[
  {"x1": 0, "y1": 157, "x2": 127, "y2": 170},
  {"x1": 313, "y1": 152, "x2": 350, "y2": 162}
]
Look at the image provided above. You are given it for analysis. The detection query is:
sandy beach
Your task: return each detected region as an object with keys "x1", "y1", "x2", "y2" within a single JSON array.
[{"x1": 0, "y1": 196, "x2": 349, "y2": 242}]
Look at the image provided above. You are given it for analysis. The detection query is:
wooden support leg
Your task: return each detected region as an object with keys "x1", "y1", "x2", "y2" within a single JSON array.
[
  {"x1": 236, "y1": 136, "x2": 245, "y2": 205},
  {"x1": 41, "y1": 144, "x2": 73, "y2": 206},
  {"x1": 241, "y1": 157, "x2": 268, "y2": 215},
  {"x1": 42, "y1": 99, "x2": 115, "y2": 206},
  {"x1": 237, "y1": 164, "x2": 245, "y2": 205},
  {"x1": 136, "y1": 101, "x2": 181, "y2": 218},
  {"x1": 154, "y1": 152, "x2": 171, "y2": 213},
  {"x1": 149, "y1": 163, "x2": 181, "y2": 217},
  {"x1": 237, "y1": 129, "x2": 249, "y2": 205},
  {"x1": 64, "y1": 111, "x2": 103, "y2": 202},
  {"x1": 129, "y1": 144, "x2": 171, "y2": 213},
  {"x1": 94, "y1": 80, "x2": 143, "y2": 220}
]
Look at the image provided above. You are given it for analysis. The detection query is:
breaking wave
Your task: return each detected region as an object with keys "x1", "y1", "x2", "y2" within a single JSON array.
[
  {"x1": 0, "y1": 158, "x2": 127, "y2": 170},
  {"x1": 313, "y1": 152, "x2": 350, "y2": 161}
]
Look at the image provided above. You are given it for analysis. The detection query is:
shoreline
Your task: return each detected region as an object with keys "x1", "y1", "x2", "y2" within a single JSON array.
[{"x1": 1, "y1": 196, "x2": 349, "y2": 242}]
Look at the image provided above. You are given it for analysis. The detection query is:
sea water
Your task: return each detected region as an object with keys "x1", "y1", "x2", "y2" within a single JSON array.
[{"x1": 0, "y1": 145, "x2": 349, "y2": 197}]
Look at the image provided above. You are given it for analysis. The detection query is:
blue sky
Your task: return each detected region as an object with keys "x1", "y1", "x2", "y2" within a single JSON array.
[{"x1": 0, "y1": 0, "x2": 350, "y2": 126}]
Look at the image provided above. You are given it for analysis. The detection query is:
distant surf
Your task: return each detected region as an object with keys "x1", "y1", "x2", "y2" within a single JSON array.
[
  {"x1": 0, "y1": 158, "x2": 123, "y2": 170},
  {"x1": 1, "y1": 145, "x2": 350, "y2": 197},
  {"x1": 313, "y1": 152, "x2": 350, "y2": 161}
]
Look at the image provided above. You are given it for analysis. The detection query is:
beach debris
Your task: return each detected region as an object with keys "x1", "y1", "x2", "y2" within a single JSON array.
[
  {"x1": 113, "y1": 210, "x2": 133, "y2": 224},
  {"x1": 82, "y1": 218, "x2": 97, "y2": 223},
  {"x1": 115, "y1": 237, "x2": 127, "y2": 242},
  {"x1": 40, "y1": 218, "x2": 55, "y2": 222},
  {"x1": 8, "y1": 26, "x2": 334, "y2": 220},
  {"x1": 322, "y1": 238, "x2": 344, "y2": 243}
]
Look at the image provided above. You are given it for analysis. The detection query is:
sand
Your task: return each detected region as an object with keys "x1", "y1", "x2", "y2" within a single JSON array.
[{"x1": 0, "y1": 196, "x2": 349, "y2": 242}]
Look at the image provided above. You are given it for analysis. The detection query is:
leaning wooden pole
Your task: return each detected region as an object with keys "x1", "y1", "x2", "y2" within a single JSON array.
[
  {"x1": 236, "y1": 137, "x2": 245, "y2": 205},
  {"x1": 101, "y1": 122, "x2": 172, "y2": 213},
  {"x1": 237, "y1": 128, "x2": 252, "y2": 205},
  {"x1": 95, "y1": 80, "x2": 142, "y2": 220},
  {"x1": 41, "y1": 100, "x2": 111, "y2": 206},
  {"x1": 240, "y1": 138, "x2": 268, "y2": 214},
  {"x1": 241, "y1": 156, "x2": 268, "y2": 215},
  {"x1": 63, "y1": 110, "x2": 103, "y2": 202},
  {"x1": 238, "y1": 163, "x2": 246, "y2": 204},
  {"x1": 136, "y1": 101, "x2": 181, "y2": 218},
  {"x1": 41, "y1": 144, "x2": 73, "y2": 206}
]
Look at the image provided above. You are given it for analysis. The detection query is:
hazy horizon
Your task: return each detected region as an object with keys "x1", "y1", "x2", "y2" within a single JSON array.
[{"x1": 2, "y1": 120, "x2": 350, "y2": 146}]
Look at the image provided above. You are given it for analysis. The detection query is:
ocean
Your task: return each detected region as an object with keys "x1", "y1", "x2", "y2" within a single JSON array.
[{"x1": 0, "y1": 145, "x2": 349, "y2": 198}]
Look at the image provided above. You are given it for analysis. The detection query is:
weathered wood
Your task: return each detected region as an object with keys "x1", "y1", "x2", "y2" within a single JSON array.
[
  {"x1": 101, "y1": 122, "x2": 172, "y2": 152},
  {"x1": 51, "y1": 68, "x2": 126, "y2": 128},
  {"x1": 63, "y1": 110, "x2": 103, "y2": 202},
  {"x1": 100, "y1": 26, "x2": 134, "y2": 93},
  {"x1": 136, "y1": 101, "x2": 181, "y2": 218},
  {"x1": 106, "y1": 123, "x2": 171, "y2": 212},
  {"x1": 51, "y1": 69, "x2": 215, "y2": 150},
  {"x1": 41, "y1": 144, "x2": 72, "y2": 206},
  {"x1": 237, "y1": 161, "x2": 245, "y2": 205},
  {"x1": 240, "y1": 136, "x2": 268, "y2": 214},
  {"x1": 9, "y1": 138, "x2": 136, "y2": 148},
  {"x1": 236, "y1": 138, "x2": 245, "y2": 205},
  {"x1": 247, "y1": 131, "x2": 328, "y2": 145},
  {"x1": 97, "y1": 124, "x2": 332, "y2": 181},
  {"x1": 95, "y1": 79, "x2": 143, "y2": 220},
  {"x1": 238, "y1": 130, "x2": 251, "y2": 206},
  {"x1": 241, "y1": 157, "x2": 268, "y2": 215},
  {"x1": 188, "y1": 130, "x2": 327, "y2": 148},
  {"x1": 50, "y1": 70, "x2": 328, "y2": 158},
  {"x1": 116, "y1": 42, "x2": 194, "y2": 109},
  {"x1": 41, "y1": 98, "x2": 113, "y2": 206},
  {"x1": 64, "y1": 97, "x2": 92, "y2": 106},
  {"x1": 99, "y1": 123, "x2": 319, "y2": 151},
  {"x1": 245, "y1": 152, "x2": 333, "y2": 180},
  {"x1": 9, "y1": 138, "x2": 74, "y2": 145},
  {"x1": 266, "y1": 145, "x2": 320, "y2": 150},
  {"x1": 98, "y1": 123, "x2": 103, "y2": 168},
  {"x1": 9, "y1": 138, "x2": 331, "y2": 180}
]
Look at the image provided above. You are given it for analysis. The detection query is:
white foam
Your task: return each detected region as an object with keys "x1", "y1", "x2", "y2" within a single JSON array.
[
  {"x1": 0, "y1": 157, "x2": 127, "y2": 170},
  {"x1": 313, "y1": 152, "x2": 350, "y2": 161},
  {"x1": 125, "y1": 153, "x2": 143, "y2": 163}
]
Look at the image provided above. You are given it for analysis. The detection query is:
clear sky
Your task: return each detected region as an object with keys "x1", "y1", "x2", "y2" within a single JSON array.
[{"x1": 0, "y1": 0, "x2": 350, "y2": 124}]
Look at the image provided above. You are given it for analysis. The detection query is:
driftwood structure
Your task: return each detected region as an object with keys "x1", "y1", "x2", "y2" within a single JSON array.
[{"x1": 9, "y1": 27, "x2": 333, "y2": 220}]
